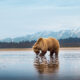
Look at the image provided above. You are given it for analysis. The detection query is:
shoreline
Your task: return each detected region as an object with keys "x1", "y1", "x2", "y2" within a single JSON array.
[
  {"x1": 0, "y1": 48, "x2": 32, "y2": 51},
  {"x1": 60, "y1": 47, "x2": 80, "y2": 50},
  {"x1": 0, "y1": 47, "x2": 79, "y2": 51}
]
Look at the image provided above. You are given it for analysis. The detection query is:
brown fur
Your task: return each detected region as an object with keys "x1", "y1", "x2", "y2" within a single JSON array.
[{"x1": 33, "y1": 37, "x2": 60, "y2": 58}]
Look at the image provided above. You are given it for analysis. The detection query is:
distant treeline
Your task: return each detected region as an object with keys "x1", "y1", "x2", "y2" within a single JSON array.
[
  {"x1": 0, "y1": 37, "x2": 80, "y2": 48},
  {"x1": 59, "y1": 37, "x2": 80, "y2": 47},
  {"x1": 0, "y1": 41, "x2": 35, "y2": 48}
]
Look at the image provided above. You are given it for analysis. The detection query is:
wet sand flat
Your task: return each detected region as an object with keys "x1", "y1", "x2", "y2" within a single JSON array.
[
  {"x1": 0, "y1": 47, "x2": 80, "y2": 51},
  {"x1": 0, "y1": 48, "x2": 79, "y2": 80}
]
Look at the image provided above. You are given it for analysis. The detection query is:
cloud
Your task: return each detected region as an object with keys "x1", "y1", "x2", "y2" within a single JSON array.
[{"x1": 0, "y1": 0, "x2": 80, "y2": 7}]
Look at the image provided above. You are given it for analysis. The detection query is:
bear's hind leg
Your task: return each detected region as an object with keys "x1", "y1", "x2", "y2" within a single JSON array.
[
  {"x1": 50, "y1": 51, "x2": 54, "y2": 57},
  {"x1": 55, "y1": 50, "x2": 59, "y2": 59}
]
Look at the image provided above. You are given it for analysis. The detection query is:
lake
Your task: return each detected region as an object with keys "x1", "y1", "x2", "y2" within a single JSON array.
[{"x1": 0, "y1": 48, "x2": 80, "y2": 80}]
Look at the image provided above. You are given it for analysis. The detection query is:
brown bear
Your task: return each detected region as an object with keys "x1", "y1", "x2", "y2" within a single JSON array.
[{"x1": 33, "y1": 37, "x2": 60, "y2": 58}]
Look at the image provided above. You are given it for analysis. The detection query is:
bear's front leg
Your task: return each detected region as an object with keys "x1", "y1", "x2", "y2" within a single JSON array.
[
  {"x1": 35, "y1": 52, "x2": 39, "y2": 58},
  {"x1": 39, "y1": 51, "x2": 46, "y2": 57}
]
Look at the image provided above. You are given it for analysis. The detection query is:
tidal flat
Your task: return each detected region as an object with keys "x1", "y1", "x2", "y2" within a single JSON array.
[{"x1": 0, "y1": 48, "x2": 80, "y2": 80}]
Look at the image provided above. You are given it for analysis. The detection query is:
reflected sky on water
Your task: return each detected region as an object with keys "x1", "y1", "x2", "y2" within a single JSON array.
[{"x1": 0, "y1": 49, "x2": 80, "y2": 80}]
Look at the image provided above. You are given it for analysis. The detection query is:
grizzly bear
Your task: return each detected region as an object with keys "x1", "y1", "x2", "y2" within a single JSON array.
[{"x1": 33, "y1": 37, "x2": 60, "y2": 58}]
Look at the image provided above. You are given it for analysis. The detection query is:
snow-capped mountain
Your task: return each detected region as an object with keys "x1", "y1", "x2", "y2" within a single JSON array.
[{"x1": 0, "y1": 29, "x2": 80, "y2": 42}]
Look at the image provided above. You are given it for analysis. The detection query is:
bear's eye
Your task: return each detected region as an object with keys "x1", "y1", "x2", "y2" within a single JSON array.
[{"x1": 34, "y1": 46, "x2": 38, "y2": 49}]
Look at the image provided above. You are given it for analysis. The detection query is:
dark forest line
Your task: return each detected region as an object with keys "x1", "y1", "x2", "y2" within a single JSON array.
[{"x1": 0, "y1": 37, "x2": 80, "y2": 48}]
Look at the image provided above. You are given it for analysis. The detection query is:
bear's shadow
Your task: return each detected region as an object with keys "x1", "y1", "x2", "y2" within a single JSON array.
[{"x1": 34, "y1": 56, "x2": 59, "y2": 74}]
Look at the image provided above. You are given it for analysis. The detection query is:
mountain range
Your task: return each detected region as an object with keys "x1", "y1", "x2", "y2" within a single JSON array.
[{"x1": 0, "y1": 28, "x2": 80, "y2": 43}]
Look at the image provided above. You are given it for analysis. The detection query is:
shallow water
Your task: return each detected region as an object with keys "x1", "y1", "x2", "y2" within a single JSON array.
[{"x1": 0, "y1": 49, "x2": 80, "y2": 80}]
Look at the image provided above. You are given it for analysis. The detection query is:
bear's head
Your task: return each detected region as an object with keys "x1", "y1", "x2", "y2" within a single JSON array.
[
  {"x1": 33, "y1": 46, "x2": 40, "y2": 55},
  {"x1": 33, "y1": 38, "x2": 43, "y2": 55}
]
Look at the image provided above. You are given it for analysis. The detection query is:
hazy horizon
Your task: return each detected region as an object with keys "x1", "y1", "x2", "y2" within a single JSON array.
[{"x1": 0, "y1": 0, "x2": 80, "y2": 39}]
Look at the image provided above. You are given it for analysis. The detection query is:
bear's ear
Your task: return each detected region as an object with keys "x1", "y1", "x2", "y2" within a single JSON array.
[{"x1": 37, "y1": 38, "x2": 43, "y2": 43}]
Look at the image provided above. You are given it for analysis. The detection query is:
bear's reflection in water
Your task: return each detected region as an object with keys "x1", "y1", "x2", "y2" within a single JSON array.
[{"x1": 34, "y1": 56, "x2": 59, "y2": 74}]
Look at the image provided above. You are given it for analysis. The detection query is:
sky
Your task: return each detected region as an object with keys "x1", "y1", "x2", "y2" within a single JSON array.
[{"x1": 0, "y1": 0, "x2": 80, "y2": 39}]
